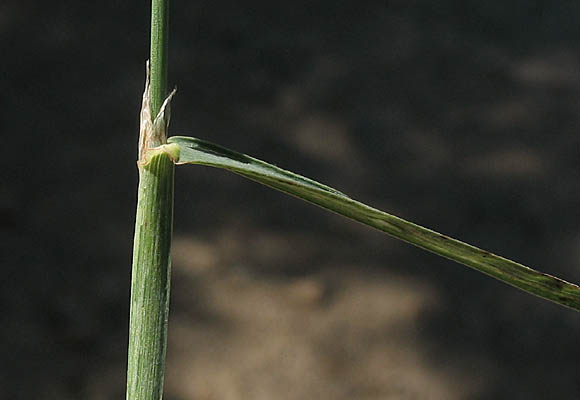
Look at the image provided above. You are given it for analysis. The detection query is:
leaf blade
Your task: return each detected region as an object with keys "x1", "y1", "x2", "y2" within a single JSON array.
[{"x1": 168, "y1": 135, "x2": 580, "y2": 311}]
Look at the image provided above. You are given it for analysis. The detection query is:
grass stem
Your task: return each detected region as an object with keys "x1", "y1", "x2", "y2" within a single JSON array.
[{"x1": 126, "y1": 0, "x2": 173, "y2": 398}]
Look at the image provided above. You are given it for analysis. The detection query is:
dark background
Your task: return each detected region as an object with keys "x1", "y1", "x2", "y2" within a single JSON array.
[{"x1": 3, "y1": 1, "x2": 580, "y2": 398}]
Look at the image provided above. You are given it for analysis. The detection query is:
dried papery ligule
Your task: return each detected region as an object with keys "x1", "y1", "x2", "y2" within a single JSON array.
[{"x1": 138, "y1": 61, "x2": 176, "y2": 164}]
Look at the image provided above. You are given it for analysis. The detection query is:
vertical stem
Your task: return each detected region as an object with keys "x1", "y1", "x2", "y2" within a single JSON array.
[
  {"x1": 127, "y1": 153, "x2": 174, "y2": 400},
  {"x1": 149, "y1": 0, "x2": 169, "y2": 116},
  {"x1": 127, "y1": 0, "x2": 172, "y2": 399}
]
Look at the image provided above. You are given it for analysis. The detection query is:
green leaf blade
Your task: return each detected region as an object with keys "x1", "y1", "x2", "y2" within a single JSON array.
[{"x1": 168, "y1": 135, "x2": 580, "y2": 311}]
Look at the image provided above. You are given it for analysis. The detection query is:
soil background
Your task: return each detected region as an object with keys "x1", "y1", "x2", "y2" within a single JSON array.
[{"x1": 3, "y1": 1, "x2": 580, "y2": 399}]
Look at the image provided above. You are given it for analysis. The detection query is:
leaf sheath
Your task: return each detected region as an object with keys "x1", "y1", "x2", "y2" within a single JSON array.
[{"x1": 127, "y1": 151, "x2": 174, "y2": 399}]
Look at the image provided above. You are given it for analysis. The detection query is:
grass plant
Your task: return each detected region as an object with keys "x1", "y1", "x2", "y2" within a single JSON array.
[{"x1": 127, "y1": 1, "x2": 580, "y2": 398}]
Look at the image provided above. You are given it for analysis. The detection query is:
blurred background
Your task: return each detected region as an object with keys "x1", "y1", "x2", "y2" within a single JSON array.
[{"x1": 3, "y1": 0, "x2": 580, "y2": 398}]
